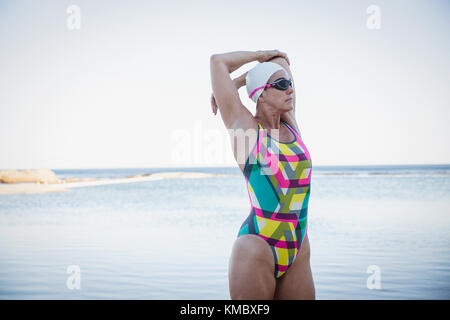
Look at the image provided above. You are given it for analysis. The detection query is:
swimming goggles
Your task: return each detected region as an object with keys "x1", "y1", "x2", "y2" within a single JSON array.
[{"x1": 249, "y1": 78, "x2": 293, "y2": 99}]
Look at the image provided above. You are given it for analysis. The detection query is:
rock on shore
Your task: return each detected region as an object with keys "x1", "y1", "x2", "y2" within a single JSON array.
[{"x1": 0, "y1": 168, "x2": 60, "y2": 184}]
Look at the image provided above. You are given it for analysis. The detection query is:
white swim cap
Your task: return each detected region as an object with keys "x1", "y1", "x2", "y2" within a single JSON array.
[{"x1": 246, "y1": 62, "x2": 288, "y2": 103}]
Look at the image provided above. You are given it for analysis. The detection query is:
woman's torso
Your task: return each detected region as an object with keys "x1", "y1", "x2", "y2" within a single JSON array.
[
  {"x1": 237, "y1": 118, "x2": 313, "y2": 277},
  {"x1": 241, "y1": 119, "x2": 312, "y2": 215}
]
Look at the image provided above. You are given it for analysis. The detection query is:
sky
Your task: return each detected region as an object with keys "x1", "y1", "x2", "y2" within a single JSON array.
[{"x1": 0, "y1": 0, "x2": 449, "y2": 169}]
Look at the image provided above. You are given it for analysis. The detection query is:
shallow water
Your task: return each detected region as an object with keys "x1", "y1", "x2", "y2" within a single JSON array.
[{"x1": 0, "y1": 165, "x2": 449, "y2": 299}]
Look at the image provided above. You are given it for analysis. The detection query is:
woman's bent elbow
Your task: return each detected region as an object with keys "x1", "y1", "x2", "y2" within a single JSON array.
[{"x1": 210, "y1": 54, "x2": 223, "y2": 65}]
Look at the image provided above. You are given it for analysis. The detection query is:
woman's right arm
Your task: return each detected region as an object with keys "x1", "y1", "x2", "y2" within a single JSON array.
[
  {"x1": 211, "y1": 71, "x2": 247, "y2": 116},
  {"x1": 209, "y1": 51, "x2": 260, "y2": 129}
]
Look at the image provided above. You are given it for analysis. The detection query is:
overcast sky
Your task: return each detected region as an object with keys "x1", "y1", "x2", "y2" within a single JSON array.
[{"x1": 0, "y1": 0, "x2": 449, "y2": 169}]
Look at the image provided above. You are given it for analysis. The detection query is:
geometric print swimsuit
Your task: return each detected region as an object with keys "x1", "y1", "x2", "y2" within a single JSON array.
[{"x1": 238, "y1": 120, "x2": 312, "y2": 278}]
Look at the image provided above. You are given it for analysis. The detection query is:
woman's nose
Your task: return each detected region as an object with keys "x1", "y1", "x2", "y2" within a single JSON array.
[{"x1": 286, "y1": 86, "x2": 294, "y2": 94}]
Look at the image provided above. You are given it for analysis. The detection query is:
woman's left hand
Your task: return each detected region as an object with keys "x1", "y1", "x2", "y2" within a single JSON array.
[{"x1": 257, "y1": 49, "x2": 290, "y2": 65}]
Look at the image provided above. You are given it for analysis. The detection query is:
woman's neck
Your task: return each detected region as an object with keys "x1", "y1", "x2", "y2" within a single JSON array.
[{"x1": 255, "y1": 114, "x2": 282, "y2": 130}]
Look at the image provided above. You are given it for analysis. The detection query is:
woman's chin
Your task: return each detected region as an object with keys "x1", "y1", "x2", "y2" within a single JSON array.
[
  {"x1": 284, "y1": 104, "x2": 294, "y2": 112},
  {"x1": 278, "y1": 103, "x2": 294, "y2": 113}
]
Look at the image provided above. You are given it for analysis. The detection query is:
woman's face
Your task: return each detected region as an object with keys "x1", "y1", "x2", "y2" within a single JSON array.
[{"x1": 259, "y1": 70, "x2": 294, "y2": 112}]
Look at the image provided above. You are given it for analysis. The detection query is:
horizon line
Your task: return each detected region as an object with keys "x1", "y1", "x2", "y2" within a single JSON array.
[{"x1": 2, "y1": 163, "x2": 450, "y2": 171}]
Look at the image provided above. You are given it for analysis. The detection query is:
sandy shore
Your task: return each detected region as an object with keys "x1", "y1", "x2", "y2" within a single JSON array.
[{"x1": 0, "y1": 172, "x2": 228, "y2": 195}]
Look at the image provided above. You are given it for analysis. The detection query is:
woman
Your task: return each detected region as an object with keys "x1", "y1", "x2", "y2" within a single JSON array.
[{"x1": 210, "y1": 50, "x2": 315, "y2": 300}]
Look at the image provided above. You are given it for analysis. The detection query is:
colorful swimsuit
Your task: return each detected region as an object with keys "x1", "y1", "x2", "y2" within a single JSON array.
[{"x1": 238, "y1": 120, "x2": 312, "y2": 278}]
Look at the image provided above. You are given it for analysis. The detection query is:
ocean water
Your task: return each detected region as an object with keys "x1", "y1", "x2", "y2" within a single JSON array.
[{"x1": 0, "y1": 164, "x2": 449, "y2": 299}]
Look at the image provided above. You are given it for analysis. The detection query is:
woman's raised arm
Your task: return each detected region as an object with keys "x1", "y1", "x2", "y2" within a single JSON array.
[
  {"x1": 209, "y1": 51, "x2": 260, "y2": 129},
  {"x1": 210, "y1": 50, "x2": 290, "y2": 129},
  {"x1": 211, "y1": 71, "x2": 247, "y2": 116}
]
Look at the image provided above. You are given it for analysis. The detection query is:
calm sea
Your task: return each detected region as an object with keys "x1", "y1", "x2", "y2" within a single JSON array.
[{"x1": 0, "y1": 164, "x2": 449, "y2": 299}]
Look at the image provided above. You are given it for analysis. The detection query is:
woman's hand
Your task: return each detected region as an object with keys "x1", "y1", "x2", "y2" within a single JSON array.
[{"x1": 257, "y1": 49, "x2": 290, "y2": 65}]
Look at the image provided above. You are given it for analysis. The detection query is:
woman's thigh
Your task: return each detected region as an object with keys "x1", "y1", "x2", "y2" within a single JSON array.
[
  {"x1": 228, "y1": 234, "x2": 276, "y2": 300},
  {"x1": 273, "y1": 234, "x2": 315, "y2": 300}
]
